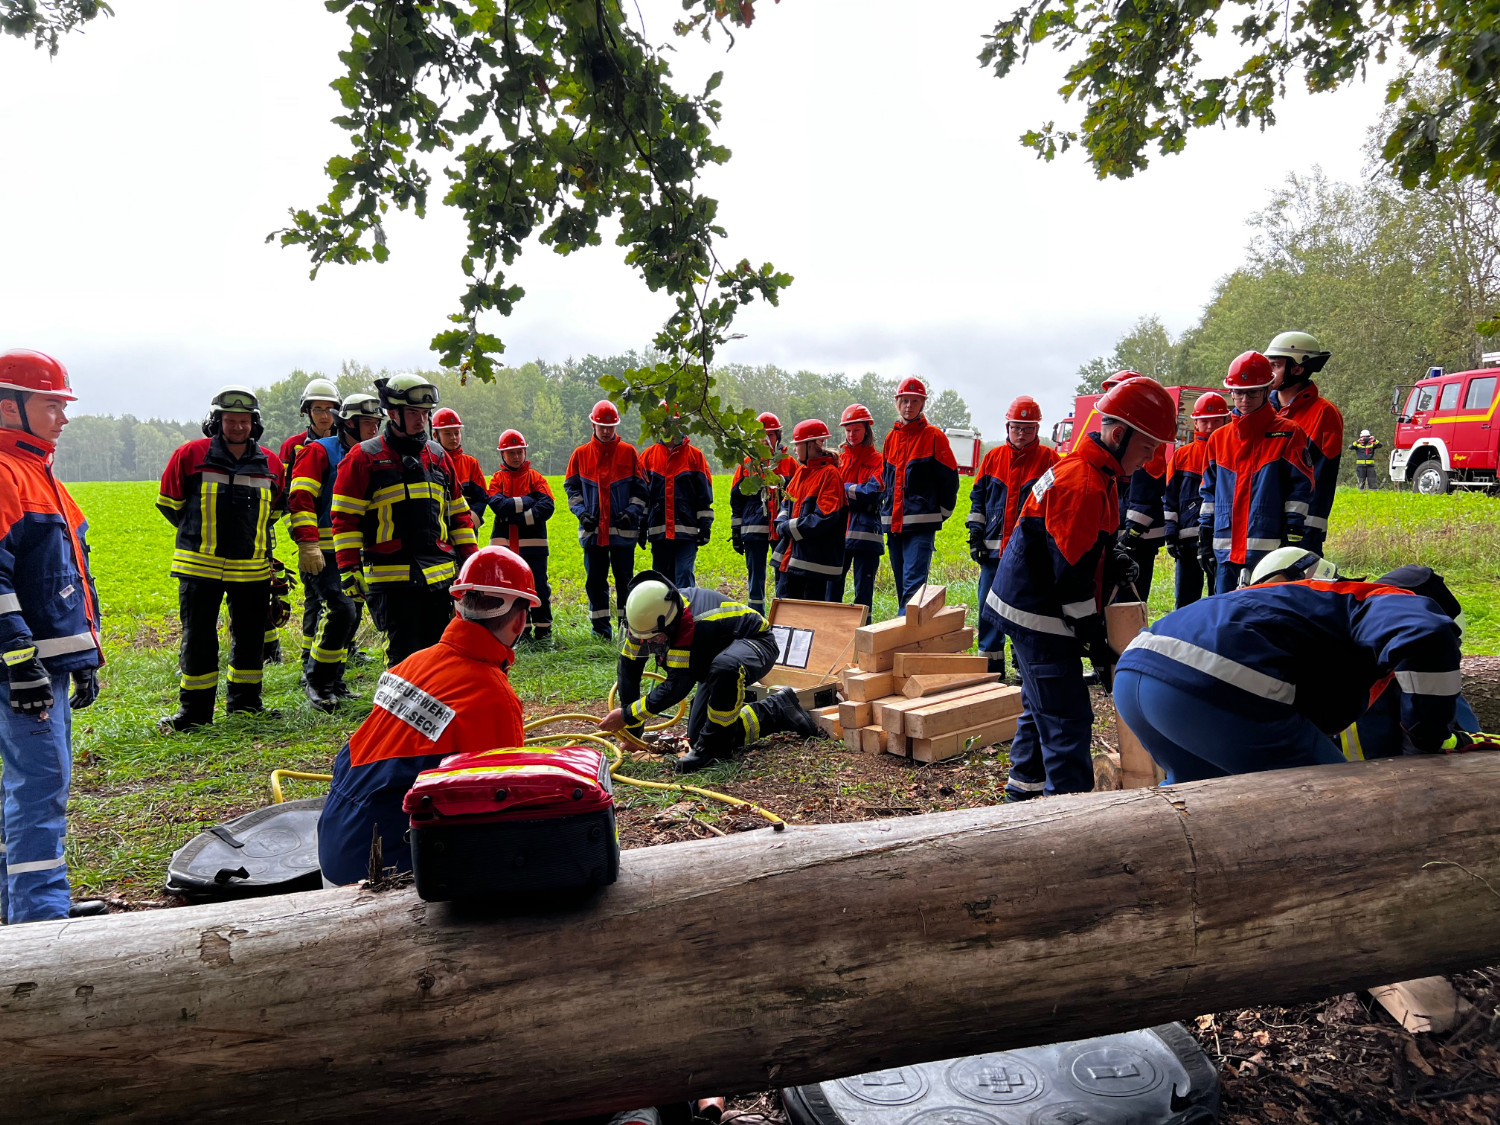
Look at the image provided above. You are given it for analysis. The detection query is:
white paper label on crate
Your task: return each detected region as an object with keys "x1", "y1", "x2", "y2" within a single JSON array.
[
  {"x1": 373, "y1": 672, "x2": 456, "y2": 742},
  {"x1": 771, "y1": 625, "x2": 814, "y2": 669}
]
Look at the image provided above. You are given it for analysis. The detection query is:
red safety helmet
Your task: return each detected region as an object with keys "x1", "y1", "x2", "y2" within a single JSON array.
[
  {"x1": 791, "y1": 419, "x2": 831, "y2": 443},
  {"x1": 840, "y1": 403, "x2": 875, "y2": 427},
  {"x1": 1224, "y1": 351, "x2": 1275, "y2": 391},
  {"x1": 1100, "y1": 370, "x2": 1140, "y2": 393},
  {"x1": 1005, "y1": 395, "x2": 1043, "y2": 423},
  {"x1": 1095, "y1": 377, "x2": 1176, "y2": 444},
  {"x1": 1191, "y1": 392, "x2": 1231, "y2": 419},
  {"x1": 757, "y1": 410, "x2": 782, "y2": 433},
  {"x1": 0, "y1": 349, "x2": 76, "y2": 402},
  {"x1": 431, "y1": 407, "x2": 463, "y2": 430},
  {"x1": 450, "y1": 546, "x2": 541, "y2": 608},
  {"x1": 497, "y1": 429, "x2": 528, "y2": 451},
  {"x1": 895, "y1": 376, "x2": 928, "y2": 400},
  {"x1": 589, "y1": 400, "x2": 621, "y2": 426}
]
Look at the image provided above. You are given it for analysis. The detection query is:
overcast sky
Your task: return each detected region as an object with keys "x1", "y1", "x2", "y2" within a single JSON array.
[{"x1": 1, "y1": 1, "x2": 1393, "y2": 434}]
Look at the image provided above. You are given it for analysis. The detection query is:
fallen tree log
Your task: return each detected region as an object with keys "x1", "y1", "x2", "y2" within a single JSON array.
[
  {"x1": 1461, "y1": 654, "x2": 1500, "y2": 732},
  {"x1": 6, "y1": 755, "x2": 1500, "y2": 1124}
]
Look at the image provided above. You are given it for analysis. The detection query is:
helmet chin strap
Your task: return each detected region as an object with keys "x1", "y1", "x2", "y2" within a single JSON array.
[{"x1": 11, "y1": 390, "x2": 33, "y2": 436}]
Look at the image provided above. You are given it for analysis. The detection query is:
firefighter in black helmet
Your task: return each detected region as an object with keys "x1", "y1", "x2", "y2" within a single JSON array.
[
  {"x1": 156, "y1": 386, "x2": 286, "y2": 730},
  {"x1": 329, "y1": 374, "x2": 480, "y2": 665}
]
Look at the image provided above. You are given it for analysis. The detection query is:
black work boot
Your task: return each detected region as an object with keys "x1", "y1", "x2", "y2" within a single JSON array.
[
  {"x1": 69, "y1": 900, "x2": 109, "y2": 918},
  {"x1": 226, "y1": 684, "x2": 280, "y2": 719},
  {"x1": 765, "y1": 687, "x2": 822, "y2": 740},
  {"x1": 302, "y1": 673, "x2": 339, "y2": 713},
  {"x1": 676, "y1": 741, "x2": 732, "y2": 773},
  {"x1": 159, "y1": 689, "x2": 215, "y2": 733}
]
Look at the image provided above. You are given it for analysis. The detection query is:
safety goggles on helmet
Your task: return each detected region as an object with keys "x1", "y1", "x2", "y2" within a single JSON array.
[
  {"x1": 1249, "y1": 548, "x2": 1339, "y2": 586},
  {"x1": 214, "y1": 389, "x2": 259, "y2": 413}
]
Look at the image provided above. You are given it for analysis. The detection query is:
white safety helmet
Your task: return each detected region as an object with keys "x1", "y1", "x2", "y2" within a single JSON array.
[
  {"x1": 1360, "y1": 429, "x2": 1372, "y2": 438},
  {"x1": 1249, "y1": 547, "x2": 1340, "y2": 586},
  {"x1": 624, "y1": 572, "x2": 681, "y2": 639},
  {"x1": 300, "y1": 378, "x2": 341, "y2": 412}
]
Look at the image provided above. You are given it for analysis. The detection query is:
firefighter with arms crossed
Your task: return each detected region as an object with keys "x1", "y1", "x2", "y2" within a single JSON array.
[
  {"x1": 834, "y1": 404, "x2": 885, "y2": 612},
  {"x1": 488, "y1": 429, "x2": 556, "y2": 644},
  {"x1": 967, "y1": 395, "x2": 1059, "y2": 675},
  {"x1": 1115, "y1": 548, "x2": 1471, "y2": 783},
  {"x1": 1163, "y1": 392, "x2": 1231, "y2": 607},
  {"x1": 318, "y1": 547, "x2": 538, "y2": 885},
  {"x1": 565, "y1": 400, "x2": 647, "y2": 639},
  {"x1": 600, "y1": 572, "x2": 823, "y2": 771},
  {"x1": 0, "y1": 350, "x2": 105, "y2": 922},
  {"x1": 1198, "y1": 352, "x2": 1317, "y2": 593},
  {"x1": 157, "y1": 387, "x2": 285, "y2": 730},
  {"x1": 287, "y1": 393, "x2": 382, "y2": 709},
  {"x1": 774, "y1": 419, "x2": 847, "y2": 602},
  {"x1": 331, "y1": 374, "x2": 479, "y2": 666},
  {"x1": 641, "y1": 404, "x2": 715, "y2": 587},
  {"x1": 431, "y1": 407, "x2": 491, "y2": 530},
  {"x1": 729, "y1": 412, "x2": 796, "y2": 616},
  {"x1": 882, "y1": 377, "x2": 960, "y2": 613},
  {"x1": 1268, "y1": 331, "x2": 1343, "y2": 551},
  {"x1": 276, "y1": 377, "x2": 343, "y2": 664},
  {"x1": 984, "y1": 377, "x2": 1175, "y2": 799}
]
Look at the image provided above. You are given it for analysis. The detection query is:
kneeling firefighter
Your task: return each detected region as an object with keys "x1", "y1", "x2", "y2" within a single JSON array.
[
  {"x1": 317, "y1": 547, "x2": 539, "y2": 886},
  {"x1": 599, "y1": 572, "x2": 823, "y2": 772}
]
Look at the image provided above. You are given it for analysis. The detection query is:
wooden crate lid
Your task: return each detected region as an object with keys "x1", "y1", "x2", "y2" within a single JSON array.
[{"x1": 763, "y1": 598, "x2": 868, "y2": 683}]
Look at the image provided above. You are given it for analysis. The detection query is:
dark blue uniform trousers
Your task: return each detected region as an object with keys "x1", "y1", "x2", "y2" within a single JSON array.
[
  {"x1": 976, "y1": 558, "x2": 1005, "y2": 671},
  {"x1": 1002, "y1": 627, "x2": 1094, "y2": 798},
  {"x1": 887, "y1": 530, "x2": 936, "y2": 615},
  {"x1": 1113, "y1": 668, "x2": 1345, "y2": 784}
]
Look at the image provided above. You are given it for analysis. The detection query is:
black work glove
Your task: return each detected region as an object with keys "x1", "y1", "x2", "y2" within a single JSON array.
[
  {"x1": 70, "y1": 667, "x2": 99, "y2": 710},
  {"x1": 731, "y1": 531, "x2": 744, "y2": 555},
  {"x1": 968, "y1": 530, "x2": 985, "y2": 564},
  {"x1": 614, "y1": 510, "x2": 637, "y2": 533},
  {"x1": 1165, "y1": 538, "x2": 1180, "y2": 561},
  {"x1": 1107, "y1": 543, "x2": 1140, "y2": 592},
  {"x1": 1072, "y1": 614, "x2": 1120, "y2": 689},
  {"x1": 579, "y1": 514, "x2": 599, "y2": 536},
  {"x1": 1197, "y1": 527, "x2": 1215, "y2": 573},
  {"x1": 7, "y1": 654, "x2": 54, "y2": 716}
]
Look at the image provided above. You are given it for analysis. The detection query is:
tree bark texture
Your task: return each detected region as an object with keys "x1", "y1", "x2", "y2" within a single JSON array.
[
  {"x1": 5, "y1": 755, "x2": 1500, "y2": 1124},
  {"x1": 1460, "y1": 654, "x2": 1500, "y2": 732}
]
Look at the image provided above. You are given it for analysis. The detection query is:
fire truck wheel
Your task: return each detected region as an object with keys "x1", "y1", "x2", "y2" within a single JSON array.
[{"x1": 1413, "y1": 461, "x2": 1449, "y2": 496}]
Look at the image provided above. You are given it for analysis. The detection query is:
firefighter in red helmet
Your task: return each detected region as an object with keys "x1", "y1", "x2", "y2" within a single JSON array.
[
  {"x1": 729, "y1": 411, "x2": 796, "y2": 616},
  {"x1": 882, "y1": 376, "x2": 959, "y2": 613},
  {"x1": 488, "y1": 429, "x2": 556, "y2": 644},
  {"x1": 985, "y1": 377, "x2": 1175, "y2": 799},
  {"x1": 1163, "y1": 392, "x2": 1231, "y2": 607},
  {"x1": 564, "y1": 400, "x2": 647, "y2": 639},
  {"x1": 834, "y1": 403, "x2": 885, "y2": 611},
  {"x1": 430, "y1": 407, "x2": 491, "y2": 531},
  {"x1": 641, "y1": 401, "x2": 715, "y2": 587},
  {"x1": 968, "y1": 395, "x2": 1059, "y2": 675},
  {"x1": 774, "y1": 419, "x2": 847, "y2": 601}
]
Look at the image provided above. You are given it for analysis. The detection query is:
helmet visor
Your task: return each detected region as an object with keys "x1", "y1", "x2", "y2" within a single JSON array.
[{"x1": 217, "y1": 391, "x2": 258, "y2": 412}]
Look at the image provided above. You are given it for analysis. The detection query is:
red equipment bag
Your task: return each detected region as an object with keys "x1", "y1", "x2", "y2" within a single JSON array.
[{"x1": 404, "y1": 745, "x2": 620, "y2": 902}]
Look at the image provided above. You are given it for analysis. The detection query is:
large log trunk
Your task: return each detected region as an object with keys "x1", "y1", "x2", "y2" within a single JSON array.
[
  {"x1": 1461, "y1": 654, "x2": 1500, "y2": 732},
  {"x1": 6, "y1": 756, "x2": 1500, "y2": 1124}
]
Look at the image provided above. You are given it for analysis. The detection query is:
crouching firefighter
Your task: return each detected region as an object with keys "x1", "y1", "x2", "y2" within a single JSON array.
[
  {"x1": 286, "y1": 393, "x2": 382, "y2": 709},
  {"x1": 156, "y1": 386, "x2": 285, "y2": 730},
  {"x1": 317, "y1": 547, "x2": 538, "y2": 886},
  {"x1": 599, "y1": 572, "x2": 824, "y2": 772}
]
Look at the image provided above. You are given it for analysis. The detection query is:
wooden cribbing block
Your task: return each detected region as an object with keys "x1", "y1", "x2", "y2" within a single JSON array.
[
  {"x1": 842, "y1": 671, "x2": 894, "y2": 702},
  {"x1": 859, "y1": 628, "x2": 976, "y2": 673},
  {"x1": 903, "y1": 685, "x2": 1022, "y2": 741},
  {"x1": 813, "y1": 705, "x2": 842, "y2": 739},
  {"x1": 908, "y1": 715, "x2": 1021, "y2": 763},
  {"x1": 892, "y1": 652, "x2": 989, "y2": 678},
  {"x1": 854, "y1": 605, "x2": 968, "y2": 657},
  {"x1": 906, "y1": 583, "x2": 946, "y2": 625},
  {"x1": 839, "y1": 700, "x2": 872, "y2": 730},
  {"x1": 902, "y1": 672, "x2": 1002, "y2": 699},
  {"x1": 859, "y1": 726, "x2": 885, "y2": 754},
  {"x1": 880, "y1": 683, "x2": 1006, "y2": 736},
  {"x1": 886, "y1": 727, "x2": 908, "y2": 757}
]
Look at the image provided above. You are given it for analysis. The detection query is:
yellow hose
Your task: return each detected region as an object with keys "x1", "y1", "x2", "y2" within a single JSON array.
[{"x1": 269, "y1": 769, "x2": 333, "y2": 804}]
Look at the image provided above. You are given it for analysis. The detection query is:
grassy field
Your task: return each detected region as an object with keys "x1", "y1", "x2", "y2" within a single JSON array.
[{"x1": 53, "y1": 478, "x2": 1500, "y2": 899}]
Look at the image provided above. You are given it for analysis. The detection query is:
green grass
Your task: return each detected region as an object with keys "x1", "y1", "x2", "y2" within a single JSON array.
[{"x1": 52, "y1": 477, "x2": 1500, "y2": 898}]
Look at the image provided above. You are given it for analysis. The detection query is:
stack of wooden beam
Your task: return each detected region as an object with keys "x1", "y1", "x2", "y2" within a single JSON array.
[{"x1": 831, "y1": 585, "x2": 1022, "y2": 762}]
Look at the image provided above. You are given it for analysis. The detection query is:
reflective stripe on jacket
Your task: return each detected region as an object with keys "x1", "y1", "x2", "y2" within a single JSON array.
[
  {"x1": 487, "y1": 461, "x2": 554, "y2": 552},
  {"x1": 730, "y1": 453, "x2": 796, "y2": 544},
  {"x1": 563, "y1": 437, "x2": 646, "y2": 548},
  {"x1": 775, "y1": 453, "x2": 846, "y2": 576},
  {"x1": 0, "y1": 429, "x2": 102, "y2": 675},
  {"x1": 1274, "y1": 382, "x2": 1343, "y2": 540},
  {"x1": 1199, "y1": 405, "x2": 1315, "y2": 566},
  {"x1": 881, "y1": 416, "x2": 960, "y2": 534},
  {"x1": 1163, "y1": 435, "x2": 1209, "y2": 540},
  {"x1": 838, "y1": 441, "x2": 886, "y2": 553},
  {"x1": 986, "y1": 433, "x2": 1120, "y2": 638},
  {"x1": 287, "y1": 435, "x2": 348, "y2": 550},
  {"x1": 642, "y1": 440, "x2": 714, "y2": 543},
  {"x1": 448, "y1": 449, "x2": 491, "y2": 526},
  {"x1": 1349, "y1": 438, "x2": 1382, "y2": 467},
  {"x1": 1121, "y1": 443, "x2": 1168, "y2": 541},
  {"x1": 967, "y1": 441, "x2": 1059, "y2": 560},
  {"x1": 157, "y1": 436, "x2": 285, "y2": 582},
  {"x1": 1119, "y1": 579, "x2": 1460, "y2": 751},
  {"x1": 330, "y1": 426, "x2": 479, "y2": 587}
]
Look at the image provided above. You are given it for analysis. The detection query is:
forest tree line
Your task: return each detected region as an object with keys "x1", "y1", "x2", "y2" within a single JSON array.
[{"x1": 51, "y1": 358, "x2": 974, "y2": 481}]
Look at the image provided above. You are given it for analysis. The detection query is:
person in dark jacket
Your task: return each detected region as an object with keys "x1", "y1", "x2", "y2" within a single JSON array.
[
  {"x1": 565, "y1": 400, "x2": 647, "y2": 639},
  {"x1": 600, "y1": 572, "x2": 823, "y2": 771},
  {"x1": 489, "y1": 429, "x2": 556, "y2": 644},
  {"x1": 276, "y1": 377, "x2": 342, "y2": 665},
  {"x1": 157, "y1": 386, "x2": 286, "y2": 730},
  {"x1": 641, "y1": 412, "x2": 714, "y2": 588},
  {"x1": 882, "y1": 377, "x2": 960, "y2": 613},
  {"x1": 1349, "y1": 429, "x2": 1382, "y2": 490}
]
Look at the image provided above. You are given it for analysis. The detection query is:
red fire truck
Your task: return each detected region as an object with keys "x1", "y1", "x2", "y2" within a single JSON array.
[
  {"x1": 1390, "y1": 358, "x2": 1500, "y2": 494},
  {"x1": 1051, "y1": 385, "x2": 1218, "y2": 456}
]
